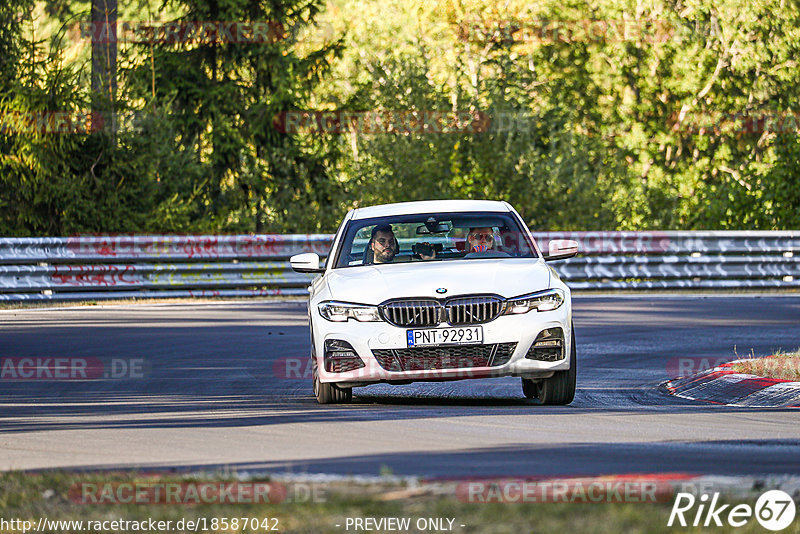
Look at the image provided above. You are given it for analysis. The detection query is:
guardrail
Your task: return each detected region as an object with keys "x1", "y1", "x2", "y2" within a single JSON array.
[{"x1": 0, "y1": 231, "x2": 798, "y2": 301}]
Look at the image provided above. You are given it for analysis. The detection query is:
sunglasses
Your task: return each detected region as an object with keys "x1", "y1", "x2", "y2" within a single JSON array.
[{"x1": 469, "y1": 233, "x2": 493, "y2": 242}]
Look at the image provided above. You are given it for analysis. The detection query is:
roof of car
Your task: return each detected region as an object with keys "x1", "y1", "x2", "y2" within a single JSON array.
[{"x1": 350, "y1": 200, "x2": 512, "y2": 220}]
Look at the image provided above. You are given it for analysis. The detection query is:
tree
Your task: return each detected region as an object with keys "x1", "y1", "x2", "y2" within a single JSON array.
[{"x1": 123, "y1": 0, "x2": 345, "y2": 233}]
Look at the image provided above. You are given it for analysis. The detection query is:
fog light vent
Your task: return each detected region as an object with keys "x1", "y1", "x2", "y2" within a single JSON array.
[
  {"x1": 525, "y1": 328, "x2": 565, "y2": 361},
  {"x1": 323, "y1": 339, "x2": 366, "y2": 373}
]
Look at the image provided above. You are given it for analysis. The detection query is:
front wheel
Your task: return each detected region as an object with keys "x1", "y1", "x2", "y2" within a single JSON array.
[
  {"x1": 312, "y1": 357, "x2": 352, "y2": 404},
  {"x1": 522, "y1": 327, "x2": 576, "y2": 405}
]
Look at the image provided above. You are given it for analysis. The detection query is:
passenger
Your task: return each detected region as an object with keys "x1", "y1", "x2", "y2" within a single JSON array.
[
  {"x1": 369, "y1": 224, "x2": 398, "y2": 264},
  {"x1": 467, "y1": 227, "x2": 495, "y2": 253}
]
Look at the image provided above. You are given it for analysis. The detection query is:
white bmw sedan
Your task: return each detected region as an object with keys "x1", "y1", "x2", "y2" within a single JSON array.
[{"x1": 290, "y1": 200, "x2": 578, "y2": 405}]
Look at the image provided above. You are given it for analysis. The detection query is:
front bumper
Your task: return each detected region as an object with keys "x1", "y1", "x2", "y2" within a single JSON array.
[{"x1": 312, "y1": 305, "x2": 572, "y2": 385}]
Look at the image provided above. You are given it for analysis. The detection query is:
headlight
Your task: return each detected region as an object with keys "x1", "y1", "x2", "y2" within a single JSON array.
[
  {"x1": 318, "y1": 301, "x2": 382, "y2": 322},
  {"x1": 504, "y1": 289, "x2": 565, "y2": 314}
]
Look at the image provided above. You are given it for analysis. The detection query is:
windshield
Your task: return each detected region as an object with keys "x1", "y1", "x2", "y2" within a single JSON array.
[{"x1": 333, "y1": 211, "x2": 539, "y2": 268}]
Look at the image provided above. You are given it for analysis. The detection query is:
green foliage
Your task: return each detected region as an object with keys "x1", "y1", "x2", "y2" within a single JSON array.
[{"x1": 0, "y1": 0, "x2": 799, "y2": 235}]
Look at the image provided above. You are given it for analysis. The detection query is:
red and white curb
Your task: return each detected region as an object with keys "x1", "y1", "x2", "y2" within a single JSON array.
[{"x1": 664, "y1": 359, "x2": 800, "y2": 407}]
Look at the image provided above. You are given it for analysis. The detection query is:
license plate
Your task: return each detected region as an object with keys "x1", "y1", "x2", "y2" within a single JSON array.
[{"x1": 406, "y1": 326, "x2": 483, "y2": 347}]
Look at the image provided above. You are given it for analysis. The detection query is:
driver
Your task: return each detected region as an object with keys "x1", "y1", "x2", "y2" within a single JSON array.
[
  {"x1": 467, "y1": 227, "x2": 495, "y2": 252},
  {"x1": 370, "y1": 224, "x2": 398, "y2": 264}
]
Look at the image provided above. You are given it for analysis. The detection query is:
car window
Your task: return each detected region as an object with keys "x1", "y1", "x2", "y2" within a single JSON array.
[{"x1": 334, "y1": 212, "x2": 537, "y2": 268}]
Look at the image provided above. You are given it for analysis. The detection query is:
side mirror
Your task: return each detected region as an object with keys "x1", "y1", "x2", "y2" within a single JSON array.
[
  {"x1": 545, "y1": 239, "x2": 579, "y2": 261},
  {"x1": 290, "y1": 253, "x2": 325, "y2": 273}
]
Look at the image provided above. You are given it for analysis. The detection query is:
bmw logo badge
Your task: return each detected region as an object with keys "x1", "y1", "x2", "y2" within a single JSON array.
[{"x1": 436, "y1": 288, "x2": 447, "y2": 294}]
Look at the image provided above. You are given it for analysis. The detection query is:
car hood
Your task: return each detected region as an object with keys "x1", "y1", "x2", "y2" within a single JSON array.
[{"x1": 324, "y1": 259, "x2": 551, "y2": 304}]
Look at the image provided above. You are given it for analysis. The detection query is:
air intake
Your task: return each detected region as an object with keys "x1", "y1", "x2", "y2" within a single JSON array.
[{"x1": 525, "y1": 328, "x2": 564, "y2": 361}]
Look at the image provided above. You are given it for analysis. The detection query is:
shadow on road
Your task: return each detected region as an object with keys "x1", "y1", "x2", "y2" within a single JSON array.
[{"x1": 29, "y1": 439, "x2": 800, "y2": 478}]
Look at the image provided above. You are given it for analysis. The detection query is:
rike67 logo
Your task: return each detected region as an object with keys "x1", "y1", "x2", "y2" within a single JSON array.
[{"x1": 669, "y1": 490, "x2": 796, "y2": 530}]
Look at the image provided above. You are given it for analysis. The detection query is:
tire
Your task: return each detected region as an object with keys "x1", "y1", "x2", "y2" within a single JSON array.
[
  {"x1": 522, "y1": 377, "x2": 538, "y2": 399},
  {"x1": 312, "y1": 355, "x2": 352, "y2": 404},
  {"x1": 521, "y1": 326, "x2": 577, "y2": 405}
]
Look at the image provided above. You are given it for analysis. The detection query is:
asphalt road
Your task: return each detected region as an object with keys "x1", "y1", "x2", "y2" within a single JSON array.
[{"x1": 1, "y1": 296, "x2": 799, "y2": 477}]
